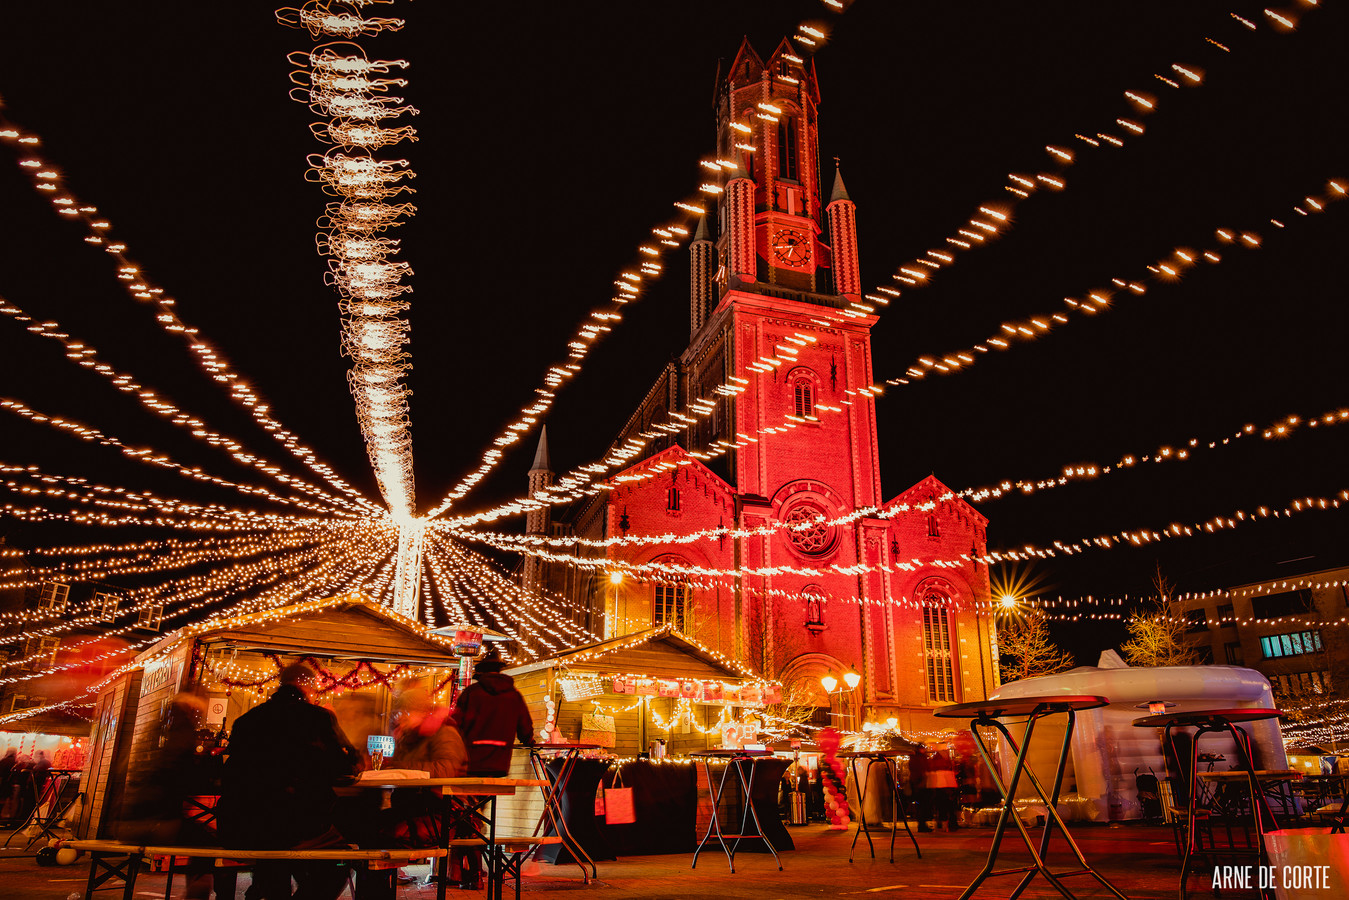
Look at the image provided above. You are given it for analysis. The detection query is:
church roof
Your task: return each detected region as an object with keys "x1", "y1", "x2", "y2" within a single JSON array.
[
  {"x1": 884, "y1": 473, "x2": 988, "y2": 526},
  {"x1": 604, "y1": 442, "x2": 734, "y2": 499},
  {"x1": 529, "y1": 424, "x2": 551, "y2": 473}
]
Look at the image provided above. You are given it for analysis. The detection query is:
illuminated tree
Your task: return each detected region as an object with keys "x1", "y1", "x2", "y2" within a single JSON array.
[
  {"x1": 997, "y1": 617, "x2": 1075, "y2": 682},
  {"x1": 1119, "y1": 567, "x2": 1202, "y2": 667}
]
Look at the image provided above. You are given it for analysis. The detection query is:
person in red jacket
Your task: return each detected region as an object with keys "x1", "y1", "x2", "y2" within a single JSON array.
[
  {"x1": 448, "y1": 650, "x2": 534, "y2": 889},
  {"x1": 452, "y1": 650, "x2": 534, "y2": 777}
]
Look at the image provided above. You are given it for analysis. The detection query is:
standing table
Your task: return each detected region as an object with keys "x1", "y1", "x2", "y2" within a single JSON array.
[
  {"x1": 935, "y1": 695, "x2": 1127, "y2": 900},
  {"x1": 3, "y1": 768, "x2": 81, "y2": 850},
  {"x1": 529, "y1": 743, "x2": 600, "y2": 883},
  {"x1": 837, "y1": 750, "x2": 920, "y2": 862},
  {"x1": 1132, "y1": 708, "x2": 1283, "y2": 900},
  {"x1": 690, "y1": 748, "x2": 782, "y2": 873},
  {"x1": 356, "y1": 774, "x2": 539, "y2": 900}
]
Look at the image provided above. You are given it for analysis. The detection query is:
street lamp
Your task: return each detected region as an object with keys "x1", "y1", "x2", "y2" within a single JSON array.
[{"x1": 821, "y1": 665, "x2": 862, "y2": 730}]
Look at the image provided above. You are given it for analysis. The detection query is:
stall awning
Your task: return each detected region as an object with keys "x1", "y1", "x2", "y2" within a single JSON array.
[
  {"x1": 507, "y1": 625, "x2": 762, "y2": 684},
  {"x1": 137, "y1": 595, "x2": 470, "y2": 667}
]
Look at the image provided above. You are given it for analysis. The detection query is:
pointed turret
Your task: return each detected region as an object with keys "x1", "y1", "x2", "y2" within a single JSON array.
[
  {"x1": 529, "y1": 425, "x2": 551, "y2": 474},
  {"x1": 523, "y1": 426, "x2": 553, "y2": 596},
  {"x1": 826, "y1": 159, "x2": 861, "y2": 300},
  {"x1": 689, "y1": 215, "x2": 715, "y2": 337},
  {"x1": 829, "y1": 165, "x2": 851, "y2": 204}
]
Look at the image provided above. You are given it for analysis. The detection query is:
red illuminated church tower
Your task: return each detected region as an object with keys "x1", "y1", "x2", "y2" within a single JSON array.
[{"x1": 541, "y1": 39, "x2": 997, "y2": 733}]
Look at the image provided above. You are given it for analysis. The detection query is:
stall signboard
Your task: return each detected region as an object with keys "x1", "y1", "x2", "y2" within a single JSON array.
[
  {"x1": 206, "y1": 695, "x2": 228, "y2": 727},
  {"x1": 679, "y1": 680, "x2": 701, "y2": 699},
  {"x1": 610, "y1": 676, "x2": 630, "y2": 694},
  {"x1": 657, "y1": 680, "x2": 678, "y2": 698},
  {"x1": 635, "y1": 679, "x2": 658, "y2": 696},
  {"x1": 703, "y1": 682, "x2": 724, "y2": 701},
  {"x1": 579, "y1": 712, "x2": 616, "y2": 748}
]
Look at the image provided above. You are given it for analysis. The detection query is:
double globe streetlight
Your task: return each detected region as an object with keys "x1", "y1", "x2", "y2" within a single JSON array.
[{"x1": 821, "y1": 666, "x2": 862, "y2": 731}]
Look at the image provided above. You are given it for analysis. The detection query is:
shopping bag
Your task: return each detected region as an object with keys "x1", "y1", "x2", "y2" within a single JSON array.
[{"x1": 603, "y1": 769, "x2": 637, "y2": 825}]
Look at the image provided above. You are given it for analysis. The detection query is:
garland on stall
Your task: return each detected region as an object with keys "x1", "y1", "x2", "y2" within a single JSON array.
[{"x1": 197, "y1": 648, "x2": 421, "y2": 696}]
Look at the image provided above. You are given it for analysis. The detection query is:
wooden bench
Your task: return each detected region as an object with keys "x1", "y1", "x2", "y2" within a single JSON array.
[{"x1": 61, "y1": 839, "x2": 447, "y2": 900}]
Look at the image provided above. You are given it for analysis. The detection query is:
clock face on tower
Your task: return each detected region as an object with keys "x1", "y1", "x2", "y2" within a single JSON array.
[{"x1": 771, "y1": 229, "x2": 810, "y2": 267}]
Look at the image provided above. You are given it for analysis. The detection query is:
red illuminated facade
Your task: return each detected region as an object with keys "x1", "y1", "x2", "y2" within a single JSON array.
[{"x1": 528, "y1": 39, "x2": 997, "y2": 731}]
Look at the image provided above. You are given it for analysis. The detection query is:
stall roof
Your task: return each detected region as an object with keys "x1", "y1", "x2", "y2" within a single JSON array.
[
  {"x1": 506, "y1": 626, "x2": 766, "y2": 684},
  {"x1": 136, "y1": 594, "x2": 493, "y2": 666}
]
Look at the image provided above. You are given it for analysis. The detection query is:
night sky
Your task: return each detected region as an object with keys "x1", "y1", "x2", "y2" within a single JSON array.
[{"x1": 1, "y1": 1, "x2": 1345, "y2": 661}]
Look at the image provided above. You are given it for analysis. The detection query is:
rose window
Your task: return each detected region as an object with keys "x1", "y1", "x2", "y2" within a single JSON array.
[{"x1": 784, "y1": 504, "x2": 835, "y2": 556}]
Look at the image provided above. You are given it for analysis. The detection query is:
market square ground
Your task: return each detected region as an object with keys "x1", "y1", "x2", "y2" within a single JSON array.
[{"x1": 3, "y1": 821, "x2": 1339, "y2": 899}]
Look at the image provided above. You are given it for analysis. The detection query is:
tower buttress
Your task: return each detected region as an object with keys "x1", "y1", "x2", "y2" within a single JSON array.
[
  {"x1": 689, "y1": 215, "x2": 715, "y2": 336},
  {"x1": 826, "y1": 163, "x2": 861, "y2": 300}
]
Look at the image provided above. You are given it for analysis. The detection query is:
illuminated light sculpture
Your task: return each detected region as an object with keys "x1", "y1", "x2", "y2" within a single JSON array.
[{"x1": 276, "y1": 2, "x2": 406, "y2": 39}]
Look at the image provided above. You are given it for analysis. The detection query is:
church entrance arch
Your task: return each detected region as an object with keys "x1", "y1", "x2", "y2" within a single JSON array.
[{"x1": 779, "y1": 652, "x2": 858, "y2": 731}]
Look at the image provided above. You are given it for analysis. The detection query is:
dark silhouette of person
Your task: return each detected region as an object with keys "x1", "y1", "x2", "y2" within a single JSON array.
[{"x1": 217, "y1": 662, "x2": 361, "y2": 900}]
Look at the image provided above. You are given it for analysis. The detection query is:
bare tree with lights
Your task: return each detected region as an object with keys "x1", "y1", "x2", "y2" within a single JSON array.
[
  {"x1": 1120, "y1": 566, "x2": 1202, "y2": 667},
  {"x1": 997, "y1": 616, "x2": 1076, "y2": 682}
]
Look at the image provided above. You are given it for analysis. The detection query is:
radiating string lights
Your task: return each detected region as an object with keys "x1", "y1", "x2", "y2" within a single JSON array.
[{"x1": 0, "y1": 118, "x2": 383, "y2": 516}]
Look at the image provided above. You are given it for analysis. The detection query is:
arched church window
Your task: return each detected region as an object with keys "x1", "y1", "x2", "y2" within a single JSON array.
[
  {"x1": 777, "y1": 117, "x2": 799, "y2": 182},
  {"x1": 920, "y1": 588, "x2": 957, "y2": 703},
  {"x1": 793, "y1": 378, "x2": 814, "y2": 419},
  {"x1": 667, "y1": 486, "x2": 680, "y2": 512},
  {"x1": 654, "y1": 581, "x2": 688, "y2": 633}
]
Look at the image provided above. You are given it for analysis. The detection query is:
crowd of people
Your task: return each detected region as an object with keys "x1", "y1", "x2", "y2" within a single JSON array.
[
  {"x1": 122, "y1": 649, "x2": 533, "y2": 900},
  {"x1": 0, "y1": 747, "x2": 53, "y2": 827}
]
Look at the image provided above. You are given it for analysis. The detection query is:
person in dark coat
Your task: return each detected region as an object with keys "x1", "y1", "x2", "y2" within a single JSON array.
[
  {"x1": 217, "y1": 662, "x2": 362, "y2": 900},
  {"x1": 452, "y1": 650, "x2": 534, "y2": 777}
]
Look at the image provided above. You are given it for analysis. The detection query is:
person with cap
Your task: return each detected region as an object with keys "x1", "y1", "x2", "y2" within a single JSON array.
[
  {"x1": 452, "y1": 649, "x2": 534, "y2": 777},
  {"x1": 217, "y1": 661, "x2": 362, "y2": 900},
  {"x1": 448, "y1": 649, "x2": 534, "y2": 890}
]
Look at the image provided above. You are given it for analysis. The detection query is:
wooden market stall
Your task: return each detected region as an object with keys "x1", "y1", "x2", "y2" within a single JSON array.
[
  {"x1": 77, "y1": 593, "x2": 472, "y2": 840},
  {"x1": 497, "y1": 626, "x2": 783, "y2": 850}
]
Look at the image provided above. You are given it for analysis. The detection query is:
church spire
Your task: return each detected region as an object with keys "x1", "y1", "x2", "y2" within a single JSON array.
[
  {"x1": 829, "y1": 162, "x2": 851, "y2": 203},
  {"x1": 523, "y1": 426, "x2": 553, "y2": 595},
  {"x1": 529, "y1": 425, "x2": 551, "y2": 474}
]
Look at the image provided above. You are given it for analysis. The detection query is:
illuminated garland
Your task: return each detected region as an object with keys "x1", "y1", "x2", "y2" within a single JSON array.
[
  {"x1": 861, "y1": 2, "x2": 1318, "y2": 309},
  {"x1": 423, "y1": 4, "x2": 853, "y2": 519},
  {"x1": 0, "y1": 122, "x2": 382, "y2": 516},
  {"x1": 0, "y1": 299, "x2": 364, "y2": 516}
]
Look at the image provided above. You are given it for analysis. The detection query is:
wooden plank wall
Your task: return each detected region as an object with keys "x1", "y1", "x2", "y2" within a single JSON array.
[
  {"x1": 78, "y1": 669, "x2": 144, "y2": 838},
  {"x1": 495, "y1": 669, "x2": 551, "y2": 836},
  {"x1": 123, "y1": 643, "x2": 191, "y2": 802}
]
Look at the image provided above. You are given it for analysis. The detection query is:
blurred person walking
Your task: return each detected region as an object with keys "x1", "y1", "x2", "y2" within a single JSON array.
[
  {"x1": 217, "y1": 663, "x2": 362, "y2": 900},
  {"x1": 117, "y1": 692, "x2": 214, "y2": 898}
]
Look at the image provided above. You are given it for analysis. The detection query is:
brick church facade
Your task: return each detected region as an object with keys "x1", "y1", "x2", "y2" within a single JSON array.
[{"x1": 526, "y1": 38, "x2": 998, "y2": 734}]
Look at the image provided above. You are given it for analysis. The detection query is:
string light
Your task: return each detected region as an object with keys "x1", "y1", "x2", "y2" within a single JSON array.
[{"x1": 0, "y1": 117, "x2": 382, "y2": 516}]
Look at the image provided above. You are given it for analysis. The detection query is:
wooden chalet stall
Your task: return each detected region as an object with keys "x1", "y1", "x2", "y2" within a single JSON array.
[
  {"x1": 78, "y1": 594, "x2": 472, "y2": 840},
  {"x1": 496, "y1": 626, "x2": 782, "y2": 841}
]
